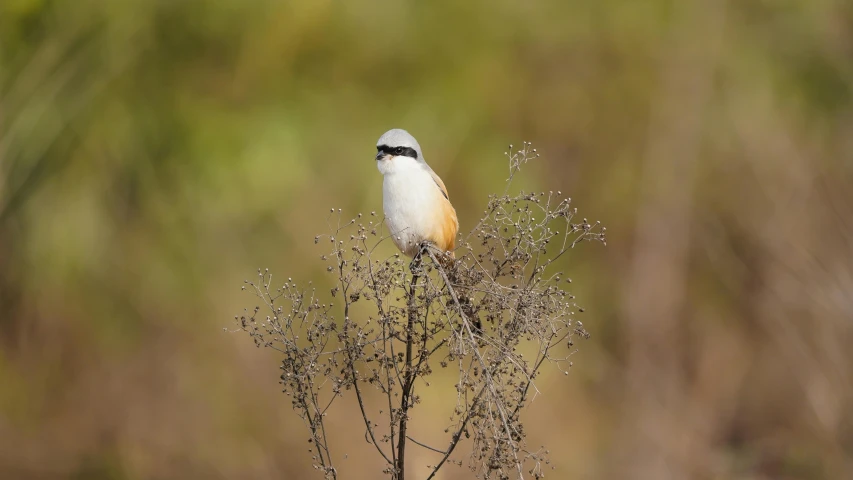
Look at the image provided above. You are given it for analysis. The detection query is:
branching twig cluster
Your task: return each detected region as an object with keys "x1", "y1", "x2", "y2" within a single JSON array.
[{"x1": 236, "y1": 142, "x2": 605, "y2": 479}]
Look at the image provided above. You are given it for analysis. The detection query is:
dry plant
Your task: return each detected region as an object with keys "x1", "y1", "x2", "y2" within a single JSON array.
[{"x1": 236, "y1": 142, "x2": 605, "y2": 479}]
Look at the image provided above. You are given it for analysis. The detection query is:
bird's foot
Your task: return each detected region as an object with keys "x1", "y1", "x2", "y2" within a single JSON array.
[{"x1": 409, "y1": 243, "x2": 428, "y2": 274}]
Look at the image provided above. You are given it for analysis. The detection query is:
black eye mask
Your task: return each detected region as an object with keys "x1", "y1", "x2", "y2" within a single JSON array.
[{"x1": 376, "y1": 144, "x2": 418, "y2": 159}]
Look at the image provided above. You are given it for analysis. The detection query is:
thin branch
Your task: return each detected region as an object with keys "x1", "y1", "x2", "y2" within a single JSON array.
[
  {"x1": 407, "y1": 435, "x2": 446, "y2": 454},
  {"x1": 395, "y1": 259, "x2": 421, "y2": 479}
]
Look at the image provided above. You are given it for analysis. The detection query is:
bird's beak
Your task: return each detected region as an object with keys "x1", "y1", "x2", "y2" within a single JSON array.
[{"x1": 375, "y1": 151, "x2": 385, "y2": 161}]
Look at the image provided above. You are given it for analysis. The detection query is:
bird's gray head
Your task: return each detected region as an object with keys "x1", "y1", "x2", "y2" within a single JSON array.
[{"x1": 375, "y1": 128, "x2": 424, "y2": 162}]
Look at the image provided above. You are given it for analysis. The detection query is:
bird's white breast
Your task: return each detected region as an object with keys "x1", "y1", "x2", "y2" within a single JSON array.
[{"x1": 378, "y1": 156, "x2": 443, "y2": 255}]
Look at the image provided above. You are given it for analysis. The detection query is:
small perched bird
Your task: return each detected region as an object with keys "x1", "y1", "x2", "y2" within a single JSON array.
[{"x1": 375, "y1": 129, "x2": 458, "y2": 258}]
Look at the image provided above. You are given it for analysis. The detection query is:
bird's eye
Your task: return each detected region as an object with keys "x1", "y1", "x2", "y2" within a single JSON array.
[{"x1": 395, "y1": 147, "x2": 403, "y2": 155}]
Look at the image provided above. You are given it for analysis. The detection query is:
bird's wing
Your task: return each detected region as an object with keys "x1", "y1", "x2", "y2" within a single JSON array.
[{"x1": 425, "y1": 164, "x2": 450, "y2": 200}]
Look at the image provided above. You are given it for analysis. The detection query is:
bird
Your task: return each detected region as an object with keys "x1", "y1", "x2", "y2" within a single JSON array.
[
  {"x1": 376, "y1": 129, "x2": 480, "y2": 333},
  {"x1": 375, "y1": 128, "x2": 459, "y2": 259}
]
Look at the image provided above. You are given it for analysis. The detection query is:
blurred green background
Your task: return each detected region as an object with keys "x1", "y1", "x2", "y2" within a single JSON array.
[{"x1": 2, "y1": 0, "x2": 852, "y2": 478}]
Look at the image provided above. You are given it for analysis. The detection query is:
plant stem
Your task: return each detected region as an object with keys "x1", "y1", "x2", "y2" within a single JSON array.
[{"x1": 396, "y1": 254, "x2": 421, "y2": 479}]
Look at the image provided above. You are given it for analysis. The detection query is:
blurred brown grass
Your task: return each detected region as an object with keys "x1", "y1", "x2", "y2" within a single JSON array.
[{"x1": 1, "y1": 0, "x2": 852, "y2": 478}]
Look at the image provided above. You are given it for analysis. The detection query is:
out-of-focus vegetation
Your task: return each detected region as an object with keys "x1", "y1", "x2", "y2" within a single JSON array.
[{"x1": 1, "y1": 0, "x2": 851, "y2": 478}]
